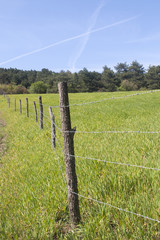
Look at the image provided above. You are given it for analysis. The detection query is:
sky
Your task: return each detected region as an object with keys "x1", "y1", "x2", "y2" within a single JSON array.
[{"x1": 0, "y1": 0, "x2": 160, "y2": 72}]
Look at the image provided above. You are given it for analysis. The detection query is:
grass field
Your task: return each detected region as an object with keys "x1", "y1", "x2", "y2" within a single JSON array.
[{"x1": 0, "y1": 91, "x2": 160, "y2": 239}]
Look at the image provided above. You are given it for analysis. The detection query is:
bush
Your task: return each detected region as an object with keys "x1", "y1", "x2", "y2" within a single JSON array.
[
  {"x1": 29, "y1": 81, "x2": 48, "y2": 94},
  {"x1": 119, "y1": 80, "x2": 138, "y2": 91},
  {"x1": 13, "y1": 86, "x2": 28, "y2": 94},
  {"x1": 0, "y1": 84, "x2": 28, "y2": 94}
]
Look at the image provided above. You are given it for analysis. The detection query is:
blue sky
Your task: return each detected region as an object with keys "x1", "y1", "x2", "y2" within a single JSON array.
[{"x1": 0, "y1": 0, "x2": 160, "y2": 72}]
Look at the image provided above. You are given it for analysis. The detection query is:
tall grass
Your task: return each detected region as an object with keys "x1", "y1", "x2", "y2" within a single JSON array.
[{"x1": 0, "y1": 91, "x2": 160, "y2": 239}]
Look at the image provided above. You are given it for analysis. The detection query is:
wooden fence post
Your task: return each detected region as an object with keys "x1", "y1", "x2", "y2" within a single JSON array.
[
  {"x1": 58, "y1": 82, "x2": 81, "y2": 226},
  {"x1": 26, "y1": 98, "x2": 29, "y2": 117},
  {"x1": 33, "y1": 101, "x2": 38, "y2": 122},
  {"x1": 15, "y1": 99, "x2": 16, "y2": 112},
  {"x1": 39, "y1": 96, "x2": 43, "y2": 129},
  {"x1": 49, "y1": 107, "x2": 56, "y2": 149},
  {"x1": 20, "y1": 99, "x2": 22, "y2": 114},
  {"x1": 8, "y1": 97, "x2": 10, "y2": 108}
]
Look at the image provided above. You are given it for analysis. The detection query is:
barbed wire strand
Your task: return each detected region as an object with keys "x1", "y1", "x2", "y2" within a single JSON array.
[
  {"x1": 51, "y1": 119, "x2": 63, "y2": 132},
  {"x1": 43, "y1": 121, "x2": 52, "y2": 130},
  {"x1": 71, "y1": 191, "x2": 160, "y2": 223},
  {"x1": 69, "y1": 154, "x2": 160, "y2": 171},
  {"x1": 49, "y1": 90, "x2": 160, "y2": 108},
  {"x1": 41, "y1": 111, "x2": 53, "y2": 122},
  {"x1": 67, "y1": 130, "x2": 160, "y2": 134},
  {"x1": 40, "y1": 112, "x2": 63, "y2": 133},
  {"x1": 51, "y1": 120, "x2": 160, "y2": 136}
]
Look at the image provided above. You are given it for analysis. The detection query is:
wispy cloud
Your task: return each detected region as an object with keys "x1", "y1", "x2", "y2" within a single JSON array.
[
  {"x1": 0, "y1": 15, "x2": 139, "y2": 67},
  {"x1": 69, "y1": 0, "x2": 106, "y2": 72}
]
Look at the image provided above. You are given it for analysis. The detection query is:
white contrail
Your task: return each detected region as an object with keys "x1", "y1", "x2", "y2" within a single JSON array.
[
  {"x1": 0, "y1": 15, "x2": 139, "y2": 67},
  {"x1": 70, "y1": 0, "x2": 106, "y2": 72}
]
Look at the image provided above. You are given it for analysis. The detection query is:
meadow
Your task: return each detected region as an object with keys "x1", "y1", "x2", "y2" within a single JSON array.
[{"x1": 0, "y1": 90, "x2": 160, "y2": 239}]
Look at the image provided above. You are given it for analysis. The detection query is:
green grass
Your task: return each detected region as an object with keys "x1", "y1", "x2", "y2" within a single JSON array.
[
  {"x1": 0, "y1": 91, "x2": 160, "y2": 239},
  {"x1": 0, "y1": 116, "x2": 6, "y2": 160}
]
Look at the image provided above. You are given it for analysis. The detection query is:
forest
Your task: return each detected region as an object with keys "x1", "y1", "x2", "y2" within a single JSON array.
[{"x1": 0, "y1": 61, "x2": 160, "y2": 94}]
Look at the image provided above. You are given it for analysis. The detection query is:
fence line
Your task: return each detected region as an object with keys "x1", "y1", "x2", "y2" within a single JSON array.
[
  {"x1": 4, "y1": 92, "x2": 160, "y2": 136},
  {"x1": 1, "y1": 89, "x2": 160, "y2": 226},
  {"x1": 13, "y1": 102, "x2": 64, "y2": 161},
  {"x1": 1, "y1": 110, "x2": 160, "y2": 224},
  {"x1": 49, "y1": 89, "x2": 160, "y2": 108},
  {"x1": 46, "y1": 130, "x2": 160, "y2": 224},
  {"x1": 2, "y1": 95, "x2": 160, "y2": 173},
  {"x1": 23, "y1": 89, "x2": 160, "y2": 109},
  {"x1": 2, "y1": 99, "x2": 66, "y2": 188},
  {"x1": 39, "y1": 126, "x2": 160, "y2": 223}
]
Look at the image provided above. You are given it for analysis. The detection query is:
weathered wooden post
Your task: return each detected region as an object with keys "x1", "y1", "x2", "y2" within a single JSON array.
[
  {"x1": 20, "y1": 99, "x2": 22, "y2": 114},
  {"x1": 15, "y1": 99, "x2": 16, "y2": 112},
  {"x1": 49, "y1": 107, "x2": 56, "y2": 149},
  {"x1": 26, "y1": 98, "x2": 29, "y2": 118},
  {"x1": 39, "y1": 96, "x2": 43, "y2": 129},
  {"x1": 8, "y1": 97, "x2": 10, "y2": 108},
  {"x1": 58, "y1": 82, "x2": 81, "y2": 226},
  {"x1": 33, "y1": 101, "x2": 38, "y2": 122}
]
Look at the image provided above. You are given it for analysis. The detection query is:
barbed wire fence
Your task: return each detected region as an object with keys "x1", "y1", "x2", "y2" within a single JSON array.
[{"x1": 1, "y1": 84, "x2": 160, "y2": 227}]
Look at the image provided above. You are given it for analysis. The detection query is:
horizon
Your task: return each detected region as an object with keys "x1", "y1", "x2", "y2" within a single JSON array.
[
  {"x1": 0, "y1": 60, "x2": 159, "y2": 74},
  {"x1": 0, "y1": 0, "x2": 160, "y2": 72}
]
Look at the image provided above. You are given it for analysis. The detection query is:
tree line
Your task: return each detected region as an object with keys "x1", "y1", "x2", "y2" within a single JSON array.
[{"x1": 0, "y1": 61, "x2": 160, "y2": 94}]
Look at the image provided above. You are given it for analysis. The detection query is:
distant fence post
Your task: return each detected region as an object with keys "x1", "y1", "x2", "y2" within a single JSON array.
[
  {"x1": 8, "y1": 97, "x2": 10, "y2": 108},
  {"x1": 33, "y1": 101, "x2": 38, "y2": 122},
  {"x1": 58, "y1": 82, "x2": 81, "y2": 227},
  {"x1": 20, "y1": 99, "x2": 22, "y2": 114},
  {"x1": 49, "y1": 107, "x2": 56, "y2": 149},
  {"x1": 39, "y1": 96, "x2": 43, "y2": 129},
  {"x1": 15, "y1": 99, "x2": 16, "y2": 112},
  {"x1": 26, "y1": 98, "x2": 29, "y2": 118}
]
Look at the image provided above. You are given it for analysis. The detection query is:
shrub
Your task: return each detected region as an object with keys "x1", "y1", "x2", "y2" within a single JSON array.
[
  {"x1": 29, "y1": 81, "x2": 48, "y2": 94},
  {"x1": 119, "y1": 80, "x2": 138, "y2": 91}
]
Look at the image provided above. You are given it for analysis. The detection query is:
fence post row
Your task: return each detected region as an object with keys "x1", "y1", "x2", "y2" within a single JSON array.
[
  {"x1": 33, "y1": 101, "x2": 38, "y2": 122},
  {"x1": 58, "y1": 81, "x2": 81, "y2": 226},
  {"x1": 39, "y1": 96, "x2": 43, "y2": 129},
  {"x1": 19, "y1": 99, "x2": 22, "y2": 114},
  {"x1": 26, "y1": 98, "x2": 29, "y2": 118},
  {"x1": 49, "y1": 107, "x2": 56, "y2": 149}
]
